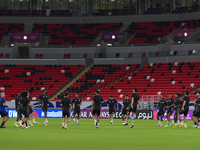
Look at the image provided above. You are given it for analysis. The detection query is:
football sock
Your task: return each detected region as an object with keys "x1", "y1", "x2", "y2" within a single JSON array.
[
  {"x1": 25, "y1": 123, "x2": 28, "y2": 127},
  {"x1": 77, "y1": 119, "x2": 79, "y2": 123},
  {"x1": 178, "y1": 120, "x2": 180, "y2": 124},
  {"x1": 180, "y1": 121, "x2": 183, "y2": 125},
  {"x1": 74, "y1": 118, "x2": 76, "y2": 122},
  {"x1": 19, "y1": 120, "x2": 22, "y2": 125},
  {"x1": 167, "y1": 121, "x2": 169, "y2": 125},
  {"x1": 33, "y1": 118, "x2": 36, "y2": 123},
  {"x1": 45, "y1": 118, "x2": 47, "y2": 122},
  {"x1": 1, "y1": 121, "x2": 5, "y2": 126},
  {"x1": 132, "y1": 121, "x2": 134, "y2": 126},
  {"x1": 171, "y1": 121, "x2": 174, "y2": 123},
  {"x1": 29, "y1": 120, "x2": 32, "y2": 124},
  {"x1": 185, "y1": 123, "x2": 187, "y2": 127},
  {"x1": 62, "y1": 122, "x2": 64, "y2": 126},
  {"x1": 14, "y1": 121, "x2": 18, "y2": 125},
  {"x1": 111, "y1": 119, "x2": 113, "y2": 123},
  {"x1": 65, "y1": 123, "x2": 67, "y2": 127},
  {"x1": 194, "y1": 122, "x2": 196, "y2": 125},
  {"x1": 175, "y1": 123, "x2": 177, "y2": 126},
  {"x1": 158, "y1": 120, "x2": 160, "y2": 124},
  {"x1": 161, "y1": 121, "x2": 163, "y2": 126}
]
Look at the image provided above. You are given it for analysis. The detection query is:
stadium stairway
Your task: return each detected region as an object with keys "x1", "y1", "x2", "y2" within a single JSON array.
[{"x1": 50, "y1": 61, "x2": 94, "y2": 100}]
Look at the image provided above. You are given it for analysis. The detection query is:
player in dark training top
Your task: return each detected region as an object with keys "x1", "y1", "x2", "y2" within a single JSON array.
[
  {"x1": 155, "y1": 95, "x2": 167, "y2": 127},
  {"x1": 39, "y1": 89, "x2": 49, "y2": 125},
  {"x1": 121, "y1": 94, "x2": 131, "y2": 124},
  {"x1": 164, "y1": 94, "x2": 174, "y2": 127},
  {"x1": 60, "y1": 92, "x2": 71, "y2": 129},
  {"x1": 192, "y1": 92, "x2": 200, "y2": 128},
  {"x1": 180, "y1": 90, "x2": 190, "y2": 128},
  {"x1": 0, "y1": 92, "x2": 10, "y2": 128},
  {"x1": 173, "y1": 93, "x2": 183, "y2": 128},
  {"x1": 123, "y1": 88, "x2": 139, "y2": 128},
  {"x1": 91, "y1": 89, "x2": 104, "y2": 128},
  {"x1": 14, "y1": 93, "x2": 22, "y2": 127},
  {"x1": 107, "y1": 95, "x2": 118, "y2": 125},
  {"x1": 72, "y1": 93, "x2": 82, "y2": 125}
]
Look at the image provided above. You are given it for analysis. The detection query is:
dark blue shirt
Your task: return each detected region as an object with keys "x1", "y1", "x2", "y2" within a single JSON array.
[{"x1": 0, "y1": 97, "x2": 5, "y2": 112}]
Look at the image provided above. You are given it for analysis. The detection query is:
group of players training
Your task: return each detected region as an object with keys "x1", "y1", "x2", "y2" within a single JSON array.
[{"x1": 155, "y1": 90, "x2": 200, "y2": 129}]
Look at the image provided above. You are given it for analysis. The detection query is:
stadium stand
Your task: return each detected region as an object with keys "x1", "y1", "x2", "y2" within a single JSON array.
[
  {"x1": 67, "y1": 64, "x2": 140, "y2": 101},
  {"x1": 144, "y1": 7, "x2": 164, "y2": 15},
  {"x1": 32, "y1": 23, "x2": 123, "y2": 46},
  {"x1": 127, "y1": 19, "x2": 200, "y2": 45},
  {"x1": 94, "y1": 8, "x2": 136, "y2": 16},
  {"x1": 0, "y1": 64, "x2": 84, "y2": 101}
]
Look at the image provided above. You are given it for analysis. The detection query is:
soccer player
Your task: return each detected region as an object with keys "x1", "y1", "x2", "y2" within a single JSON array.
[
  {"x1": 173, "y1": 93, "x2": 183, "y2": 128},
  {"x1": 72, "y1": 93, "x2": 82, "y2": 125},
  {"x1": 164, "y1": 94, "x2": 174, "y2": 127},
  {"x1": 121, "y1": 94, "x2": 131, "y2": 123},
  {"x1": 180, "y1": 90, "x2": 190, "y2": 128},
  {"x1": 39, "y1": 89, "x2": 49, "y2": 125},
  {"x1": 14, "y1": 93, "x2": 22, "y2": 127},
  {"x1": 20, "y1": 91, "x2": 32, "y2": 129},
  {"x1": 123, "y1": 88, "x2": 139, "y2": 128},
  {"x1": 0, "y1": 92, "x2": 10, "y2": 128},
  {"x1": 107, "y1": 95, "x2": 118, "y2": 125},
  {"x1": 91, "y1": 89, "x2": 104, "y2": 128},
  {"x1": 155, "y1": 95, "x2": 167, "y2": 127},
  {"x1": 191, "y1": 92, "x2": 200, "y2": 128},
  {"x1": 60, "y1": 92, "x2": 71, "y2": 129}
]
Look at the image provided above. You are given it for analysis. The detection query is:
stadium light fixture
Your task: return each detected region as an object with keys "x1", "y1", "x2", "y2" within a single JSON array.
[
  {"x1": 97, "y1": 44, "x2": 101, "y2": 46},
  {"x1": 107, "y1": 43, "x2": 112, "y2": 46},
  {"x1": 184, "y1": 32, "x2": 188, "y2": 37},
  {"x1": 112, "y1": 35, "x2": 115, "y2": 39},
  {"x1": 193, "y1": 50, "x2": 196, "y2": 55},
  {"x1": 178, "y1": 41, "x2": 181, "y2": 44},
  {"x1": 23, "y1": 36, "x2": 27, "y2": 40}
]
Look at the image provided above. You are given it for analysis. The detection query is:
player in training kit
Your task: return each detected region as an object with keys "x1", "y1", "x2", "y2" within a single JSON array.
[
  {"x1": 20, "y1": 91, "x2": 32, "y2": 129},
  {"x1": 107, "y1": 95, "x2": 118, "y2": 125},
  {"x1": 173, "y1": 93, "x2": 183, "y2": 128},
  {"x1": 155, "y1": 95, "x2": 167, "y2": 127},
  {"x1": 60, "y1": 92, "x2": 71, "y2": 129},
  {"x1": 91, "y1": 90, "x2": 104, "y2": 128},
  {"x1": 14, "y1": 93, "x2": 22, "y2": 127},
  {"x1": 0, "y1": 92, "x2": 10, "y2": 128},
  {"x1": 39, "y1": 89, "x2": 49, "y2": 125},
  {"x1": 164, "y1": 94, "x2": 174, "y2": 127},
  {"x1": 191, "y1": 92, "x2": 200, "y2": 128},
  {"x1": 180, "y1": 90, "x2": 190, "y2": 128},
  {"x1": 72, "y1": 93, "x2": 82, "y2": 125},
  {"x1": 123, "y1": 88, "x2": 139, "y2": 128},
  {"x1": 121, "y1": 94, "x2": 131, "y2": 123}
]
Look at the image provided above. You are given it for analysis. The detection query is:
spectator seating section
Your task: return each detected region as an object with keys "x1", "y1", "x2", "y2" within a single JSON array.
[
  {"x1": 32, "y1": 23, "x2": 123, "y2": 46},
  {"x1": 94, "y1": 8, "x2": 136, "y2": 16},
  {"x1": 67, "y1": 64, "x2": 140, "y2": 100},
  {"x1": 127, "y1": 19, "x2": 200, "y2": 45},
  {"x1": 0, "y1": 64, "x2": 84, "y2": 101},
  {"x1": 144, "y1": 7, "x2": 164, "y2": 15},
  {"x1": 93, "y1": 62, "x2": 199, "y2": 102},
  {"x1": 172, "y1": 5, "x2": 199, "y2": 14}
]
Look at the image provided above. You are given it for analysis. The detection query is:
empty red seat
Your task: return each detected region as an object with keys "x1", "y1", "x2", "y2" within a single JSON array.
[
  {"x1": 24, "y1": 54, "x2": 28, "y2": 58},
  {"x1": 39, "y1": 54, "x2": 43, "y2": 58},
  {"x1": 188, "y1": 50, "x2": 193, "y2": 55},
  {"x1": 0, "y1": 53, "x2": 3, "y2": 58},
  {"x1": 5, "y1": 54, "x2": 9, "y2": 58},
  {"x1": 35, "y1": 54, "x2": 40, "y2": 58},
  {"x1": 83, "y1": 53, "x2": 87, "y2": 58}
]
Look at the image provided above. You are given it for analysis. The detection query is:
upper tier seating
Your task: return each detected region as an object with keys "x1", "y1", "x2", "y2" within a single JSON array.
[
  {"x1": 127, "y1": 19, "x2": 200, "y2": 45},
  {"x1": 144, "y1": 7, "x2": 164, "y2": 15},
  {"x1": 32, "y1": 23, "x2": 123, "y2": 46},
  {"x1": 0, "y1": 64, "x2": 84, "y2": 101},
  {"x1": 67, "y1": 64, "x2": 140, "y2": 100},
  {"x1": 94, "y1": 8, "x2": 136, "y2": 16},
  {"x1": 87, "y1": 62, "x2": 199, "y2": 102}
]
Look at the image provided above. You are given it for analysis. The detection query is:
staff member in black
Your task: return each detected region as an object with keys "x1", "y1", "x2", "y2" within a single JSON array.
[
  {"x1": 72, "y1": 93, "x2": 82, "y2": 125},
  {"x1": 91, "y1": 89, "x2": 104, "y2": 128},
  {"x1": 121, "y1": 94, "x2": 131, "y2": 123},
  {"x1": 107, "y1": 95, "x2": 118, "y2": 125}
]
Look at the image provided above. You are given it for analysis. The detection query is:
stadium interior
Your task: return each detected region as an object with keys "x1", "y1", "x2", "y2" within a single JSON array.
[{"x1": 0, "y1": 0, "x2": 200, "y2": 104}]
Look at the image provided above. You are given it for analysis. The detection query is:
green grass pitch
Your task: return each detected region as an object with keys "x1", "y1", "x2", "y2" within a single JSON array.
[{"x1": 0, "y1": 118, "x2": 200, "y2": 150}]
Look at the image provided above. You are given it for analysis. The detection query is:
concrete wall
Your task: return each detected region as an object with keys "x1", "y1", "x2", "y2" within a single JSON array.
[
  {"x1": 1, "y1": 12, "x2": 200, "y2": 24},
  {"x1": 0, "y1": 47, "x2": 15, "y2": 58},
  {"x1": 94, "y1": 58, "x2": 142, "y2": 65}
]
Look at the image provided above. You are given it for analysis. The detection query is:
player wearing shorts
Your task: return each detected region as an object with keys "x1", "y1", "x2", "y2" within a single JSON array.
[
  {"x1": 91, "y1": 89, "x2": 104, "y2": 128},
  {"x1": 191, "y1": 92, "x2": 200, "y2": 128},
  {"x1": 60, "y1": 92, "x2": 71, "y2": 129},
  {"x1": 14, "y1": 93, "x2": 22, "y2": 127},
  {"x1": 72, "y1": 93, "x2": 82, "y2": 125},
  {"x1": 39, "y1": 89, "x2": 49, "y2": 125},
  {"x1": 107, "y1": 95, "x2": 118, "y2": 125},
  {"x1": 123, "y1": 88, "x2": 139, "y2": 128},
  {"x1": 155, "y1": 95, "x2": 167, "y2": 127},
  {"x1": 180, "y1": 90, "x2": 190, "y2": 128},
  {"x1": 164, "y1": 94, "x2": 174, "y2": 127},
  {"x1": 20, "y1": 91, "x2": 32, "y2": 129},
  {"x1": 173, "y1": 93, "x2": 183, "y2": 128},
  {"x1": 0, "y1": 92, "x2": 10, "y2": 128},
  {"x1": 121, "y1": 94, "x2": 131, "y2": 123}
]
